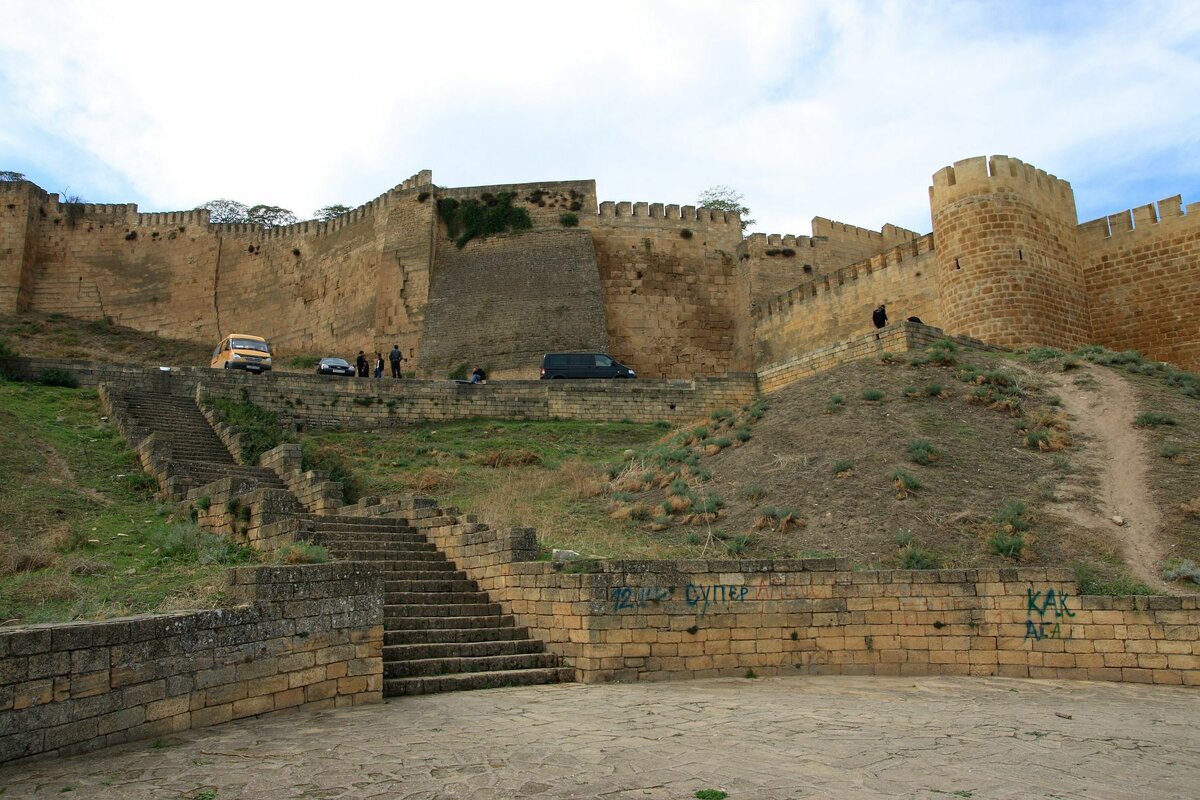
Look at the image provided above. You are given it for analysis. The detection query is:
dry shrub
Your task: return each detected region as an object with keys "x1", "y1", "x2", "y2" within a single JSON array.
[
  {"x1": 411, "y1": 468, "x2": 458, "y2": 493},
  {"x1": 477, "y1": 449, "x2": 543, "y2": 468},
  {"x1": 561, "y1": 459, "x2": 606, "y2": 499},
  {"x1": 611, "y1": 476, "x2": 648, "y2": 494},
  {"x1": 680, "y1": 512, "x2": 719, "y2": 525},
  {"x1": 611, "y1": 502, "x2": 651, "y2": 521},
  {"x1": 647, "y1": 520, "x2": 670, "y2": 532},
  {"x1": 1181, "y1": 497, "x2": 1200, "y2": 518},
  {"x1": 63, "y1": 556, "x2": 109, "y2": 576},
  {"x1": 155, "y1": 579, "x2": 227, "y2": 612},
  {"x1": 0, "y1": 543, "x2": 58, "y2": 576},
  {"x1": 1037, "y1": 430, "x2": 1072, "y2": 451},
  {"x1": 1032, "y1": 409, "x2": 1071, "y2": 432},
  {"x1": 666, "y1": 495, "x2": 693, "y2": 513},
  {"x1": 703, "y1": 444, "x2": 722, "y2": 457}
]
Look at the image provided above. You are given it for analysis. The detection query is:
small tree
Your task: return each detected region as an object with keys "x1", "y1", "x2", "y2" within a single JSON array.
[
  {"x1": 0, "y1": 170, "x2": 26, "y2": 182},
  {"x1": 246, "y1": 204, "x2": 297, "y2": 228},
  {"x1": 196, "y1": 199, "x2": 296, "y2": 228},
  {"x1": 697, "y1": 185, "x2": 755, "y2": 231},
  {"x1": 314, "y1": 204, "x2": 352, "y2": 222}
]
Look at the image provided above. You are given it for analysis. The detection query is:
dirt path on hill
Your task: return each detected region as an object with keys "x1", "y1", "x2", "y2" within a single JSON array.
[{"x1": 1046, "y1": 364, "x2": 1172, "y2": 593}]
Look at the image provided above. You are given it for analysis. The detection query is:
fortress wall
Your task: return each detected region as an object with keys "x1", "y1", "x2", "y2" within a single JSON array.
[
  {"x1": 590, "y1": 203, "x2": 746, "y2": 377},
  {"x1": 740, "y1": 220, "x2": 922, "y2": 305},
  {"x1": 930, "y1": 155, "x2": 1092, "y2": 350},
  {"x1": 419, "y1": 229, "x2": 609, "y2": 379},
  {"x1": 0, "y1": 563, "x2": 382, "y2": 766},
  {"x1": 14, "y1": 175, "x2": 438, "y2": 360},
  {"x1": 1078, "y1": 195, "x2": 1200, "y2": 371},
  {"x1": 751, "y1": 236, "x2": 940, "y2": 374},
  {"x1": 0, "y1": 181, "x2": 45, "y2": 311}
]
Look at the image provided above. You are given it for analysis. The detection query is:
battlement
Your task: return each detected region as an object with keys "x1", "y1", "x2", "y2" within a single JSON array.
[
  {"x1": 595, "y1": 200, "x2": 740, "y2": 227},
  {"x1": 753, "y1": 233, "x2": 936, "y2": 321},
  {"x1": 136, "y1": 209, "x2": 211, "y2": 227},
  {"x1": 1077, "y1": 193, "x2": 1200, "y2": 246},
  {"x1": 929, "y1": 155, "x2": 1075, "y2": 213},
  {"x1": 45, "y1": 196, "x2": 137, "y2": 218},
  {"x1": 0, "y1": 179, "x2": 48, "y2": 199},
  {"x1": 811, "y1": 217, "x2": 920, "y2": 243},
  {"x1": 741, "y1": 232, "x2": 815, "y2": 251}
]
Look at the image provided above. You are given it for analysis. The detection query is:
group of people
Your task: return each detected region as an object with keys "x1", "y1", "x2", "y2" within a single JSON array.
[{"x1": 355, "y1": 345, "x2": 406, "y2": 378}]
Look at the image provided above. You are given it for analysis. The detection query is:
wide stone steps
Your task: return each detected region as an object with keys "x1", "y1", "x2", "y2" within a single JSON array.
[
  {"x1": 331, "y1": 550, "x2": 447, "y2": 562},
  {"x1": 319, "y1": 538, "x2": 437, "y2": 552},
  {"x1": 378, "y1": 562, "x2": 459, "y2": 575},
  {"x1": 384, "y1": 639, "x2": 545, "y2": 661},
  {"x1": 384, "y1": 626, "x2": 533, "y2": 646},
  {"x1": 384, "y1": 591, "x2": 492, "y2": 605},
  {"x1": 386, "y1": 613, "x2": 517, "y2": 631},
  {"x1": 385, "y1": 579, "x2": 478, "y2": 593},
  {"x1": 384, "y1": 667, "x2": 573, "y2": 696},
  {"x1": 386, "y1": 602, "x2": 501, "y2": 618},
  {"x1": 385, "y1": 652, "x2": 559, "y2": 679}
]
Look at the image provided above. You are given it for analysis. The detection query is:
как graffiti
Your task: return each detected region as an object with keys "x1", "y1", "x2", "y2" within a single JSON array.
[{"x1": 1024, "y1": 587, "x2": 1075, "y2": 641}]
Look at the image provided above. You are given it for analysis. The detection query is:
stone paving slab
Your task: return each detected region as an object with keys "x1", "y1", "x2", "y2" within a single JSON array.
[{"x1": 3, "y1": 676, "x2": 1198, "y2": 799}]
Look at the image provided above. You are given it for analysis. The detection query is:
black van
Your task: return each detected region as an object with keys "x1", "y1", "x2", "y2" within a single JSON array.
[{"x1": 540, "y1": 353, "x2": 636, "y2": 380}]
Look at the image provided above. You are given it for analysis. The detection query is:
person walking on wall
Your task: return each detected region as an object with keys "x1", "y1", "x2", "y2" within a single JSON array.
[
  {"x1": 872, "y1": 304, "x2": 888, "y2": 330},
  {"x1": 389, "y1": 344, "x2": 403, "y2": 378},
  {"x1": 373, "y1": 351, "x2": 384, "y2": 379},
  {"x1": 356, "y1": 350, "x2": 369, "y2": 378}
]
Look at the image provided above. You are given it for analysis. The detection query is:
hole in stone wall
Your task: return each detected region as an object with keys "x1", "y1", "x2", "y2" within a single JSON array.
[
  {"x1": 955, "y1": 258, "x2": 960, "y2": 270},
  {"x1": 669, "y1": 403, "x2": 676, "y2": 410},
  {"x1": 1018, "y1": 249, "x2": 1024, "y2": 260}
]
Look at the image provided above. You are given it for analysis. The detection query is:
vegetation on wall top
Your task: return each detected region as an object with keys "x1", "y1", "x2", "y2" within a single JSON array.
[{"x1": 437, "y1": 192, "x2": 533, "y2": 248}]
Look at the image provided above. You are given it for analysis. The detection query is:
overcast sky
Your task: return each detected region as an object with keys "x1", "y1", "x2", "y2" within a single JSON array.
[{"x1": 1, "y1": 1, "x2": 1198, "y2": 235}]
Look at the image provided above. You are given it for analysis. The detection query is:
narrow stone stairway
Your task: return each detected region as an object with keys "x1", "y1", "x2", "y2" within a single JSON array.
[
  {"x1": 307, "y1": 515, "x2": 572, "y2": 696},
  {"x1": 107, "y1": 389, "x2": 287, "y2": 498}
]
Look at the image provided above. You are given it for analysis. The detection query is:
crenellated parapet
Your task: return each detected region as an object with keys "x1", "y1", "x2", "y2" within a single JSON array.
[
  {"x1": 811, "y1": 217, "x2": 920, "y2": 245},
  {"x1": 1077, "y1": 193, "x2": 1200, "y2": 247},
  {"x1": 595, "y1": 199, "x2": 741, "y2": 229}
]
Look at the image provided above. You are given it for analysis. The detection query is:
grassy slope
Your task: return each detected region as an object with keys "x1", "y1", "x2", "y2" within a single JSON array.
[{"x1": 0, "y1": 380, "x2": 238, "y2": 625}]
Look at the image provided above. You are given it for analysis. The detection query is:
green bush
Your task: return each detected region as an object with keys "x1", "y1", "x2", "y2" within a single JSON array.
[
  {"x1": 559, "y1": 212, "x2": 579, "y2": 227},
  {"x1": 924, "y1": 383, "x2": 943, "y2": 397},
  {"x1": 993, "y1": 500, "x2": 1031, "y2": 532},
  {"x1": 988, "y1": 530, "x2": 1025, "y2": 559},
  {"x1": 152, "y1": 522, "x2": 253, "y2": 566},
  {"x1": 735, "y1": 427, "x2": 752, "y2": 442},
  {"x1": 1073, "y1": 563, "x2": 1153, "y2": 596},
  {"x1": 740, "y1": 483, "x2": 766, "y2": 501},
  {"x1": 284, "y1": 354, "x2": 321, "y2": 369},
  {"x1": 448, "y1": 363, "x2": 469, "y2": 380},
  {"x1": 695, "y1": 493, "x2": 724, "y2": 514},
  {"x1": 832, "y1": 459, "x2": 853, "y2": 475},
  {"x1": 892, "y1": 529, "x2": 913, "y2": 547},
  {"x1": 1158, "y1": 442, "x2": 1184, "y2": 459},
  {"x1": 1024, "y1": 346, "x2": 1065, "y2": 363},
  {"x1": 890, "y1": 469, "x2": 922, "y2": 492},
  {"x1": 0, "y1": 337, "x2": 15, "y2": 359},
  {"x1": 861, "y1": 389, "x2": 885, "y2": 402},
  {"x1": 897, "y1": 545, "x2": 941, "y2": 570},
  {"x1": 724, "y1": 535, "x2": 752, "y2": 556},
  {"x1": 1134, "y1": 411, "x2": 1176, "y2": 428},
  {"x1": 38, "y1": 368, "x2": 78, "y2": 388},
  {"x1": 195, "y1": 495, "x2": 212, "y2": 511},
  {"x1": 437, "y1": 192, "x2": 533, "y2": 248},
  {"x1": 906, "y1": 439, "x2": 939, "y2": 465},
  {"x1": 1162, "y1": 558, "x2": 1200, "y2": 585}
]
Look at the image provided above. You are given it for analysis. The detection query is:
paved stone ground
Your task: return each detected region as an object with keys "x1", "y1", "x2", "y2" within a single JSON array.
[{"x1": 4, "y1": 676, "x2": 1198, "y2": 799}]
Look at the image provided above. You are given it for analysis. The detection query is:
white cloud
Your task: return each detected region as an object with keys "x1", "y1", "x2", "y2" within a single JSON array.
[{"x1": 1, "y1": 0, "x2": 1198, "y2": 233}]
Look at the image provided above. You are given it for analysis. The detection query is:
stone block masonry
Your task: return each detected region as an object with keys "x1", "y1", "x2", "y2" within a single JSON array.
[
  {"x1": 0, "y1": 562, "x2": 383, "y2": 765},
  {"x1": 416, "y1": 517, "x2": 1200, "y2": 686}
]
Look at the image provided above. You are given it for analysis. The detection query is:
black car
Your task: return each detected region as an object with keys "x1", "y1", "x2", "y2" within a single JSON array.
[
  {"x1": 540, "y1": 352, "x2": 636, "y2": 379},
  {"x1": 316, "y1": 357, "x2": 355, "y2": 377}
]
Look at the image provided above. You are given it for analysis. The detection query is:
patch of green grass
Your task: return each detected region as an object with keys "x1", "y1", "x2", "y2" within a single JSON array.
[
  {"x1": 861, "y1": 388, "x2": 885, "y2": 402},
  {"x1": 282, "y1": 354, "x2": 321, "y2": 369},
  {"x1": 1158, "y1": 442, "x2": 1184, "y2": 459},
  {"x1": 897, "y1": 545, "x2": 941, "y2": 570},
  {"x1": 204, "y1": 393, "x2": 285, "y2": 465},
  {"x1": 273, "y1": 542, "x2": 329, "y2": 564},
  {"x1": 832, "y1": 459, "x2": 853, "y2": 475},
  {"x1": 695, "y1": 791, "x2": 728, "y2": 800},
  {"x1": 906, "y1": 439, "x2": 939, "y2": 466},
  {"x1": 740, "y1": 483, "x2": 766, "y2": 501},
  {"x1": 38, "y1": 368, "x2": 79, "y2": 388},
  {"x1": 1073, "y1": 563, "x2": 1153, "y2": 596},
  {"x1": 890, "y1": 469, "x2": 922, "y2": 493},
  {"x1": 988, "y1": 530, "x2": 1025, "y2": 559},
  {"x1": 992, "y1": 500, "x2": 1031, "y2": 532}
]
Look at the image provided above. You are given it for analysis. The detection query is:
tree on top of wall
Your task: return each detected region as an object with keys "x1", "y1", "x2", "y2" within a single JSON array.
[
  {"x1": 196, "y1": 199, "x2": 297, "y2": 228},
  {"x1": 314, "y1": 204, "x2": 353, "y2": 222},
  {"x1": 697, "y1": 185, "x2": 755, "y2": 232},
  {"x1": 0, "y1": 170, "x2": 26, "y2": 182}
]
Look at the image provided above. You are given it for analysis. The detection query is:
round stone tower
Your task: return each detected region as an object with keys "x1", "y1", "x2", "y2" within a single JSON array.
[{"x1": 928, "y1": 155, "x2": 1091, "y2": 349}]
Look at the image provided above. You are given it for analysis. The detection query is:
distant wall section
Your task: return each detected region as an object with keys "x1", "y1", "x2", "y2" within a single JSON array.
[
  {"x1": 420, "y1": 229, "x2": 608, "y2": 379},
  {"x1": 1078, "y1": 195, "x2": 1200, "y2": 371},
  {"x1": 588, "y1": 202, "x2": 745, "y2": 378}
]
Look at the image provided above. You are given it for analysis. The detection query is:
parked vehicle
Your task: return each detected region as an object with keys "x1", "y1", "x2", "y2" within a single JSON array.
[
  {"x1": 211, "y1": 334, "x2": 272, "y2": 372},
  {"x1": 316, "y1": 357, "x2": 355, "y2": 377},
  {"x1": 540, "y1": 352, "x2": 636, "y2": 380}
]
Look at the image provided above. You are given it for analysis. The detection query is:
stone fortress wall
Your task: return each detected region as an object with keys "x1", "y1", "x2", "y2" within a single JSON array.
[{"x1": 2, "y1": 154, "x2": 1198, "y2": 381}]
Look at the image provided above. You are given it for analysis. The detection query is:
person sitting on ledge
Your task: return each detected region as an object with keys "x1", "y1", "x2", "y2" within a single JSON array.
[
  {"x1": 470, "y1": 365, "x2": 486, "y2": 384},
  {"x1": 872, "y1": 304, "x2": 888, "y2": 329}
]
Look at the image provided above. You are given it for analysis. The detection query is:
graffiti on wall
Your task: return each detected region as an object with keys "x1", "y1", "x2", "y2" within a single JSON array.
[{"x1": 1024, "y1": 586, "x2": 1075, "y2": 641}]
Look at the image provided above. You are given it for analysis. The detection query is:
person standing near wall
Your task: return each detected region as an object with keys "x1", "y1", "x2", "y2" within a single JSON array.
[
  {"x1": 356, "y1": 350, "x2": 368, "y2": 378},
  {"x1": 389, "y1": 344, "x2": 403, "y2": 378},
  {"x1": 872, "y1": 304, "x2": 888, "y2": 329},
  {"x1": 373, "y1": 352, "x2": 384, "y2": 379}
]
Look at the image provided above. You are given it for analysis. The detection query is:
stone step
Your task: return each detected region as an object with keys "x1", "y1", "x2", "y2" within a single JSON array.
[
  {"x1": 386, "y1": 614, "x2": 516, "y2": 631},
  {"x1": 385, "y1": 652, "x2": 560, "y2": 679},
  {"x1": 303, "y1": 515, "x2": 418, "y2": 528},
  {"x1": 383, "y1": 667, "x2": 573, "y2": 697},
  {"x1": 384, "y1": 626, "x2": 532, "y2": 646},
  {"x1": 332, "y1": 551, "x2": 448, "y2": 563},
  {"x1": 384, "y1": 591, "x2": 492, "y2": 605},
  {"x1": 379, "y1": 562, "x2": 460, "y2": 575},
  {"x1": 309, "y1": 534, "x2": 432, "y2": 548},
  {"x1": 384, "y1": 579, "x2": 478, "y2": 593},
  {"x1": 384, "y1": 639, "x2": 544, "y2": 662},
  {"x1": 316, "y1": 539, "x2": 437, "y2": 552},
  {"x1": 385, "y1": 602, "x2": 501, "y2": 618}
]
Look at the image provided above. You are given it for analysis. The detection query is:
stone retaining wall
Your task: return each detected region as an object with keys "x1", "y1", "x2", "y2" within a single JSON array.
[
  {"x1": 3, "y1": 358, "x2": 758, "y2": 427},
  {"x1": 0, "y1": 563, "x2": 383, "y2": 765},
  {"x1": 420, "y1": 521, "x2": 1200, "y2": 686}
]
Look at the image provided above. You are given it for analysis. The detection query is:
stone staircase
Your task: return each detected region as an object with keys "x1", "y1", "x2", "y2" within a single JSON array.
[
  {"x1": 105, "y1": 384, "x2": 573, "y2": 696},
  {"x1": 304, "y1": 514, "x2": 572, "y2": 695}
]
